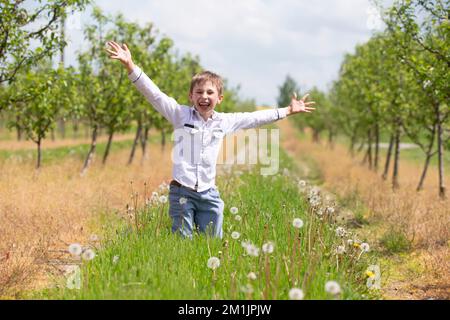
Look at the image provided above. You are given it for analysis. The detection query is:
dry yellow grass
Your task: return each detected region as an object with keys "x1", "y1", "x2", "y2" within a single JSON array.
[
  {"x1": 0, "y1": 142, "x2": 172, "y2": 298},
  {"x1": 278, "y1": 119, "x2": 450, "y2": 299}
]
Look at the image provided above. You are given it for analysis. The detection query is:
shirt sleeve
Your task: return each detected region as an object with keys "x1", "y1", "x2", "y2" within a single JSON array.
[
  {"x1": 128, "y1": 66, "x2": 183, "y2": 125},
  {"x1": 222, "y1": 108, "x2": 287, "y2": 134}
]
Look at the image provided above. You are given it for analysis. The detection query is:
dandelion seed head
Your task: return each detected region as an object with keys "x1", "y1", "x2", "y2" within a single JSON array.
[
  {"x1": 240, "y1": 284, "x2": 254, "y2": 294},
  {"x1": 82, "y1": 248, "x2": 96, "y2": 261},
  {"x1": 262, "y1": 241, "x2": 275, "y2": 254},
  {"x1": 246, "y1": 244, "x2": 260, "y2": 257},
  {"x1": 207, "y1": 257, "x2": 220, "y2": 270},
  {"x1": 231, "y1": 231, "x2": 241, "y2": 240},
  {"x1": 298, "y1": 180, "x2": 306, "y2": 187},
  {"x1": 68, "y1": 243, "x2": 82, "y2": 256},
  {"x1": 335, "y1": 227, "x2": 346, "y2": 237},
  {"x1": 325, "y1": 281, "x2": 341, "y2": 295},
  {"x1": 234, "y1": 215, "x2": 242, "y2": 222},
  {"x1": 230, "y1": 207, "x2": 239, "y2": 215},
  {"x1": 112, "y1": 255, "x2": 119, "y2": 264},
  {"x1": 360, "y1": 243, "x2": 370, "y2": 252},
  {"x1": 292, "y1": 218, "x2": 304, "y2": 229},
  {"x1": 247, "y1": 272, "x2": 257, "y2": 280},
  {"x1": 159, "y1": 195, "x2": 168, "y2": 204},
  {"x1": 89, "y1": 234, "x2": 99, "y2": 242},
  {"x1": 289, "y1": 288, "x2": 305, "y2": 300},
  {"x1": 336, "y1": 245, "x2": 346, "y2": 255}
]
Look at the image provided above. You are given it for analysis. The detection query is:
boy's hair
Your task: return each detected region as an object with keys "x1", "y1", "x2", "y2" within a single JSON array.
[{"x1": 190, "y1": 71, "x2": 224, "y2": 95}]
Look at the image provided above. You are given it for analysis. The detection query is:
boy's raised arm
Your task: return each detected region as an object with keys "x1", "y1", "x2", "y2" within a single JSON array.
[
  {"x1": 105, "y1": 41, "x2": 135, "y2": 74},
  {"x1": 105, "y1": 41, "x2": 183, "y2": 126}
]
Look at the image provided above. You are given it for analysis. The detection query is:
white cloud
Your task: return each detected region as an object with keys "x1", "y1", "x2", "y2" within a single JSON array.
[{"x1": 65, "y1": 0, "x2": 378, "y2": 105}]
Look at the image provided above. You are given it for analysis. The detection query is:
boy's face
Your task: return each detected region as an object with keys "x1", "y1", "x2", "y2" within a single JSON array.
[{"x1": 189, "y1": 81, "x2": 224, "y2": 117}]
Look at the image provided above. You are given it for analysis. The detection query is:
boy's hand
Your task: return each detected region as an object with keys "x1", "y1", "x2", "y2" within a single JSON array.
[
  {"x1": 106, "y1": 41, "x2": 135, "y2": 73},
  {"x1": 286, "y1": 92, "x2": 316, "y2": 116}
]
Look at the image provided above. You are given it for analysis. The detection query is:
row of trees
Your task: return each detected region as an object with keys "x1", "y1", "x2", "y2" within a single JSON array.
[
  {"x1": 282, "y1": 0, "x2": 449, "y2": 198},
  {"x1": 0, "y1": 3, "x2": 255, "y2": 171}
]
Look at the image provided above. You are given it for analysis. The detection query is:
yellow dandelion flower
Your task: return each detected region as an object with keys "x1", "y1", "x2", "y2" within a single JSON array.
[{"x1": 366, "y1": 270, "x2": 375, "y2": 278}]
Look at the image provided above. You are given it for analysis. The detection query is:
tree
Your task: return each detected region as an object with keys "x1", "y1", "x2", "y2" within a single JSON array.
[{"x1": 0, "y1": 1, "x2": 90, "y2": 88}]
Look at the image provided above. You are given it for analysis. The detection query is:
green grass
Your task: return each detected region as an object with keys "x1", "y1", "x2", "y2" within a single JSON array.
[
  {"x1": 0, "y1": 135, "x2": 160, "y2": 165},
  {"x1": 379, "y1": 229, "x2": 412, "y2": 255},
  {"x1": 34, "y1": 149, "x2": 377, "y2": 300}
]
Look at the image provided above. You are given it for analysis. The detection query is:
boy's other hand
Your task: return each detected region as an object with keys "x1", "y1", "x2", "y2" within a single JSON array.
[
  {"x1": 286, "y1": 92, "x2": 316, "y2": 116},
  {"x1": 106, "y1": 41, "x2": 135, "y2": 73}
]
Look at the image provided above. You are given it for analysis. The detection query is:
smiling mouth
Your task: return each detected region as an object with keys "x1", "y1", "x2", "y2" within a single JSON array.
[{"x1": 198, "y1": 102, "x2": 211, "y2": 108}]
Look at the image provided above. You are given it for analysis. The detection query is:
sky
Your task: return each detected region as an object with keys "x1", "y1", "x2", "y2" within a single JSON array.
[{"x1": 63, "y1": 0, "x2": 385, "y2": 106}]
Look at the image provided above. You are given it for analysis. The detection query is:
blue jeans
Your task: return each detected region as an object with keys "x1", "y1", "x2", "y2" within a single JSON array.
[{"x1": 168, "y1": 184, "x2": 224, "y2": 239}]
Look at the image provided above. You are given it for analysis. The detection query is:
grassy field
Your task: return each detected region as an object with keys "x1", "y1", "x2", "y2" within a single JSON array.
[{"x1": 34, "y1": 149, "x2": 377, "y2": 300}]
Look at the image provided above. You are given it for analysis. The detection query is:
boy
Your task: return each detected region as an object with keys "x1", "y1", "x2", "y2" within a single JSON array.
[{"x1": 106, "y1": 41, "x2": 315, "y2": 239}]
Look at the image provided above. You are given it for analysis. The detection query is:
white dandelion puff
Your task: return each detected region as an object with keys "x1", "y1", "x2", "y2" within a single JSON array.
[
  {"x1": 230, "y1": 207, "x2": 239, "y2": 215},
  {"x1": 360, "y1": 243, "x2": 370, "y2": 252},
  {"x1": 289, "y1": 288, "x2": 305, "y2": 300},
  {"x1": 335, "y1": 227, "x2": 346, "y2": 237},
  {"x1": 347, "y1": 239, "x2": 354, "y2": 246},
  {"x1": 246, "y1": 244, "x2": 260, "y2": 257},
  {"x1": 89, "y1": 234, "x2": 99, "y2": 242},
  {"x1": 325, "y1": 281, "x2": 341, "y2": 295},
  {"x1": 262, "y1": 241, "x2": 275, "y2": 254},
  {"x1": 112, "y1": 255, "x2": 119, "y2": 264},
  {"x1": 241, "y1": 240, "x2": 252, "y2": 249},
  {"x1": 240, "y1": 284, "x2": 254, "y2": 294},
  {"x1": 234, "y1": 215, "x2": 242, "y2": 222},
  {"x1": 247, "y1": 272, "x2": 257, "y2": 280},
  {"x1": 326, "y1": 207, "x2": 335, "y2": 215},
  {"x1": 292, "y1": 218, "x2": 304, "y2": 229},
  {"x1": 207, "y1": 257, "x2": 220, "y2": 270},
  {"x1": 336, "y1": 245, "x2": 346, "y2": 255},
  {"x1": 68, "y1": 243, "x2": 82, "y2": 256},
  {"x1": 298, "y1": 180, "x2": 306, "y2": 187},
  {"x1": 159, "y1": 195, "x2": 168, "y2": 204},
  {"x1": 81, "y1": 248, "x2": 96, "y2": 261},
  {"x1": 231, "y1": 231, "x2": 241, "y2": 240}
]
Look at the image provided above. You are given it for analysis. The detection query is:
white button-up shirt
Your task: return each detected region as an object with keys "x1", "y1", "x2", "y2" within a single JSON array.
[{"x1": 129, "y1": 66, "x2": 287, "y2": 192}]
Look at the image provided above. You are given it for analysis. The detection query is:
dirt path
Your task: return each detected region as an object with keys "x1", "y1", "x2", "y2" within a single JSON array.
[{"x1": 277, "y1": 118, "x2": 450, "y2": 300}]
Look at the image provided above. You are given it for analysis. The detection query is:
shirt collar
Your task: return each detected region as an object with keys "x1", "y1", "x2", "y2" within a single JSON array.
[{"x1": 192, "y1": 107, "x2": 219, "y2": 120}]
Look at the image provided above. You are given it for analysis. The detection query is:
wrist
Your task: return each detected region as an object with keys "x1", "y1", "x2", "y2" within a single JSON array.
[
  {"x1": 285, "y1": 106, "x2": 292, "y2": 116},
  {"x1": 125, "y1": 60, "x2": 135, "y2": 74}
]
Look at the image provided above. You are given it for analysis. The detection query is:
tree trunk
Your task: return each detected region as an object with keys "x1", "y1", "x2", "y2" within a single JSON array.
[
  {"x1": 349, "y1": 131, "x2": 357, "y2": 157},
  {"x1": 84, "y1": 124, "x2": 89, "y2": 139},
  {"x1": 367, "y1": 129, "x2": 373, "y2": 170},
  {"x1": 140, "y1": 125, "x2": 150, "y2": 164},
  {"x1": 328, "y1": 130, "x2": 334, "y2": 150},
  {"x1": 436, "y1": 104, "x2": 446, "y2": 199},
  {"x1": 392, "y1": 124, "x2": 401, "y2": 190},
  {"x1": 374, "y1": 123, "x2": 380, "y2": 171},
  {"x1": 102, "y1": 130, "x2": 114, "y2": 165},
  {"x1": 73, "y1": 120, "x2": 79, "y2": 139},
  {"x1": 16, "y1": 124, "x2": 22, "y2": 141},
  {"x1": 81, "y1": 125, "x2": 98, "y2": 176},
  {"x1": 417, "y1": 122, "x2": 436, "y2": 191},
  {"x1": 58, "y1": 119, "x2": 65, "y2": 139},
  {"x1": 36, "y1": 136, "x2": 42, "y2": 169},
  {"x1": 312, "y1": 129, "x2": 320, "y2": 143},
  {"x1": 128, "y1": 121, "x2": 142, "y2": 165},
  {"x1": 382, "y1": 134, "x2": 394, "y2": 180}
]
